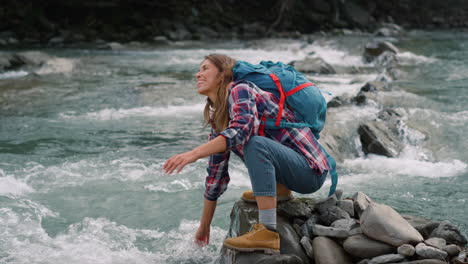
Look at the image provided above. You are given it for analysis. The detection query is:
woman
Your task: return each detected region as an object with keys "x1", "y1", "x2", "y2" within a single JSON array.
[{"x1": 163, "y1": 54, "x2": 330, "y2": 255}]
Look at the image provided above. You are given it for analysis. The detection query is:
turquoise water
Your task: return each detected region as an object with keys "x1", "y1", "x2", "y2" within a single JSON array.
[{"x1": 0, "y1": 31, "x2": 467, "y2": 263}]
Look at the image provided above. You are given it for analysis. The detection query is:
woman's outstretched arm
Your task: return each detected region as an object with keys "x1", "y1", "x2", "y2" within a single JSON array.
[
  {"x1": 195, "y1": 198, "x2": 217, "y2": 245},
  {"x1": 162, "y1": 135, "x2": 226, "y2": 174}
]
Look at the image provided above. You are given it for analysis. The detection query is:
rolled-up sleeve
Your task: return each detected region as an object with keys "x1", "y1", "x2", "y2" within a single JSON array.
[{"x1": 220, "y1": 84, "x2": 259, "y2": 150}]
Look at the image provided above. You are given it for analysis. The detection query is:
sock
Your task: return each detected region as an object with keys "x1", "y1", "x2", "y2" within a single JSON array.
[{"x1": 259, "y1": 208, "x2": 277, "y2": 231}]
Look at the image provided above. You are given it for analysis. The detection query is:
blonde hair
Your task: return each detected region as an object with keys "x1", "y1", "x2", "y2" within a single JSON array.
[{"x1": 202, "y1": 54, "x2": 237, "y2": 133}]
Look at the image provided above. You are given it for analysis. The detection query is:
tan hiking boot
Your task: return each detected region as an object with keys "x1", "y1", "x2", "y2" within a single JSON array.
[
  {"x1": 241, "y1": 185, "x2": 293, "y2": 203},
  {"x1": 223, "y1": 223, "x2": 280, "y2": 255}
]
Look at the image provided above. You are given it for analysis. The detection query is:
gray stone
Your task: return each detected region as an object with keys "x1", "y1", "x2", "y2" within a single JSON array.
[
  {"x1": 293, "y1": 223, "x2": 302, "y2": 237},
  {"x1": 314, "y1": 195, "x2": 338, "y2": 213},
  {"x1": 349, "y1": 227, "x2": 363, "y2": 236},
  {"x1": 361, "y1": 81, "x2": 390, "y2": 92},
  {"x1": 394, "y1": 260, "x2": 448, "y2": 264},
  {"x1": 312, "y1": 224, "x2": 349, "y2": 238},
  {"x1": 425, "y1": 238, "x2": 446, "y2": 250},
  {"x1": 429, "y1": 221, "x2": 467, "y2": 245},
  {"x1": 357, "y1": 260, "x2": 369, "y2": 264},
  {"x1": 278, "y1": 199, "x2": 313, "y2": 220},
  {"x1": 364, "y1": 41, "x2": 399, "y2": 63},
  {"x1": 334, "y1": 188, "x2": 344, "y2": 200},
  {"x1": 344, "y1": 234, "x2": 395, "y2": 259},
  {"x1": 300, "y1": 236, "x2": 314, "y2": 259},
  {"x1": 442, "y1": 244, "x2": 460, "y2": 256},
  {"x1": 398, "y1": 244, "x2": 416, "y2": 256},
  {"x1": 337, "y1": 200, "x2": 355, "y2": 217},
  {"x1": 300, "y1": 222, "x2": 310, "y2": 238},
  {"x1": 353, "y1": 192, "x2": 373, "y2": 217},
  {"x1": 368, "y1": 253, "x2": 405, "y2": 264},
  {"x1": 360, "y1": 203, "x2": 424, "y2": 247},
  {"x1": 415, "y1": 242, "x2": 448, "y2": 260},
  {"x1": 327, "y1": 96, "x2": 349, "y2": 108},
  {"x1": 358, "y1": 121, "x2": 403, "y2": 158},
  {"x1": 452, "y1": 251, "x2": 468, "y2": 264},
  {"x1": 313, "y1": 236, "x2": 353, "y2": 264},
  {"x1": 331, "y1": 218, "x2": 359, "y2": 231},
  {"x1": 402, "y1": 214, "x2": 440, "y2": 239},
  {"x1": 290, "y1": 57, "x2": 336, "y2": 74},
  {"x1": 319, "y1": 206, "x2": 351, "y2": 226}
]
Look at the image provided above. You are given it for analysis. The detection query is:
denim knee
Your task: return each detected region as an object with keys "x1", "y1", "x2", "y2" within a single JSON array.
[{"x1": 244, "y1": 136, "x2": 267, "y2": 161}]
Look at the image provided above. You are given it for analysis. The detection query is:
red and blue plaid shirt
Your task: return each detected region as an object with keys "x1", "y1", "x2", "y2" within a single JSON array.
[{"x1": 204, "y1": 81, "x2": 330, "y2": 201}]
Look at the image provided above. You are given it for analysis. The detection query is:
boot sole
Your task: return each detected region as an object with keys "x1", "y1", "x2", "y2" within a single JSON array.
[
  {"x1": 241, "y1": 195, "x2": 293, "y2": 203},
  {"x1": 223, "y1": 242, "x2": 280, "y2": 255}
]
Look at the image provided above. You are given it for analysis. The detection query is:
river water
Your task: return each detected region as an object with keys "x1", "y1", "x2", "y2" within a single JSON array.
[{"x1": 0, "y1": 30, "x2": 467, "y2": 263}]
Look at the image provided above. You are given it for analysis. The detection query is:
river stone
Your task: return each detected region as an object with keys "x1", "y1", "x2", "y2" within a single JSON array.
[
  {"x1": 402, "y1": 214, "x2": 440, "y2": 239},
  {"x1": 429, "y1": 221, "x2": 467, "y2": 245},
  {"x1": 337, "y1": 200, "x2": 355, "y2": 217},
  {"x1": 353, "y1": 192, "x2": 373, "y2": 217},
  {"x1": 363, "y1": 41, "x2": 399, "y2": 63},
  {"x1": 278, "y1": 199, "x2": 312, "y2": 219},
  {"x1": 349, "y1": 227, "x2": 363, "y2": 236},
  {"x1": 415, "y1": 242, "x2": 448, "y2": 260},
  {"x1": 319, "y1": 206, "x2": 350, "y2": 226},
  {"x1": 358, "y1": 121, "x2": 403, "y2": 158},
  {"x1": 315, "y1": 195, "x2": 338, "y2": 213},
  {"x1": 397, "y1": 244, "x2": 416, "y2": 256},
  {"x1": 290, "y1": 57, "x2": 336, "y2": 74},
  {"x1": 442, "y1": 244, "x2": 460, "y2": 256},
  {"x1": 361, "y1": 81, "x2": 390, "y2": 92},
  {"x1": 300, "y1": 222, "x2": 310, "y2": 238},
  {"x1": 300, "y1": 236, "x2": 314, "y2": 259},
  {"x1": 360, "y1": 203, "x2": 424, "y2": 247},
  {"x1": 425, "y1": 238, "x2": 446, "y2": 250},
  {"x1": 368, "y1": 253, "x2": 405, "y2": 264},
  {"x1": 392, "y1": 260, "x2": 448, "y2": 264},
  {"x1": 313, "y1": 236, "x2": 353, "y2": 264},
  {"x1": 331, "y1": 218, "x2": 359, "y2": 231},
  {"x1": 343, "y1": 234, "x2": 395, "y2": 259},
  {"x1": 334, "y1": 188, "x2": 344, "y2": 200},
  {"x1": 312, "y1": 224, "x2": 349, "y2": 238},
  {"x1": 357, "y1": 260, "x2": 369, "y2": 264}
]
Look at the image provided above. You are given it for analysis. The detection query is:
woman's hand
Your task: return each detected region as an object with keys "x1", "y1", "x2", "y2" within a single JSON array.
[
  {"x1": 163, "y1": 150, "x2": 199, "y2": 174},
  {"x1": 194, "y1": 225, "x2": 210, "y2": 246}
]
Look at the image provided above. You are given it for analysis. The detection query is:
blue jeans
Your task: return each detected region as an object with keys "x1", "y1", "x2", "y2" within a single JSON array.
[{"x1": 243, "y1": 136, "x2": 328, "y2": 197}]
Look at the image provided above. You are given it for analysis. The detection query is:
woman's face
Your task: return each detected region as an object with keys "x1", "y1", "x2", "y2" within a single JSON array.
[{"x1": 195, "y1": 59, "x2": 221, "y2": 99}]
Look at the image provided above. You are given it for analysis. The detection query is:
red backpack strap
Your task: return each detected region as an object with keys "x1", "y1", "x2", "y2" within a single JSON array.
[
  {"x1": 268, "y1": 73, "x2": 285, "y2": 127},
  {"x1": 259, "y1": 115, "x2": 266, "y2": 136},
  {"x1": 285, "y1": 82, "x2": 315, "y2": 96}
]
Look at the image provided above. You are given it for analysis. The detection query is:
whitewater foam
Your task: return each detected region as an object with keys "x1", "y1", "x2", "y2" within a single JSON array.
[
  {"x1": 0, "y1": 70, "x2": 29, "y2": 79},
  {"x1": 35, "y1": 58, "x2": 76, "y2": 75},
  {"x1": 397, "y1": 51, "x2": 436, "y2": 65}
]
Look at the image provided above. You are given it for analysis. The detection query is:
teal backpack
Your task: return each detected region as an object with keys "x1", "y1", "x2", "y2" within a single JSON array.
[{"x1": 232, "y1": 60, "x2": 338, "y2": 196}]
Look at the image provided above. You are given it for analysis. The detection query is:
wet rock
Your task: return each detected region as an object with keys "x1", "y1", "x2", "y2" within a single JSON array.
[
  {"x1": 425, "y1": 238, "x2": 446, "y2": 250},
  {"x1": 278, "y1": 199, "x2": 313, "y2": 220},
  {"x1": 334, "y1": 188, "x2": 344, "y2": 200},
  {"x1": 442, "y1": 244, "x2": 461, "y2": 257},
  {"x1": 363, "y1": 41, "x2": 399, "y2": 63},
  {"x1": 337, "y1": 200, "x2": 355, "y2": 217},
  {"x1": 353, "y1": 192, "x2": 373, "y2": 217},
  {"x1": 349, "y1": 227, "x2": 363, "y2": 236},
  {"x1": 300, "y1": 222, "x2": 310, "y2": 238},
  {"x1": 327, "y1": 96, "x2": 348, "y2": 108},
  {"x1": 415, "y1": 242, "x2": 448, "y2": 260},
  {"x1": 361, "y1": 81, "x2": 390, "y2": 92},
  {"x1": 354, "y1": 91, "x2": 367, "y2": 105},
  {"x1": 314, "y1": 195, "x2": 338, "y2": 213},
  {"x1": 343, "y1": 234, "x2": 395, "y2": 259},
  {"x1": 367, "y1": 253, "x2": 405, "y2": 264},
  {"x1": 319, "y1": 206, "x2": 350, "y2": 226},
  {"x1": 429, "y1": 221, "x2": 467, "y2": 245},
  {"x1": 312, "y1": 224, "x2": 349, "y2": 238},
  {"x1": 290, "y1": 57, "x2": 336, "y2": 74},
  {"x1": 374, "y1": 23, "x2": 404, "y2": 37},
  {"x1": 358, "y1": 121, "x2": 403, "y2": 157},
  {"x1": 360, "y1": 203, "x2": 424, "y2": 247},
  {"x1": 402, "y1": 215, "x2": 440, "y2": 239},
  {"x1": 394, "y1": 260, "x2": 448, "y2": 264},
  {"x1": 300, "y1": 236, "x2": 314, "y2": 259},
  {"x1": 313, "y1": 236, "x2": 353, "y2": 264},
  {"x1": 398, "y1": 244, "x2": 416, "y2": 256},
  {"x1": 331, "y1": 218, "x2": 359, "y2": 231},
  {"x1": 374, "y1": 51, "x2": 398, "y2": 69}
]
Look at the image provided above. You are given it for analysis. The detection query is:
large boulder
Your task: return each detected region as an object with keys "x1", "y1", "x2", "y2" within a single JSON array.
[
  {"x1": 289, "y1": 57, "x2": 336, "y2": 74},
  {"x1": 363, "y1": 41, "x2": 399, "y2": 63},
  {"x1": 353, "y1": 192, "x2": 373, "y2": 217},
  {"x1": 415, "y1": 242, "x2": 448, "y2": 260},
  {"x1": 429, "y1": 220, "x2": 467, "y2": 245},
  {"x1": 343, "y1": 234, "x2": 396, "y2": 259},
  {"x1": 0, "y1": 51, "x2": 51, "y2": 71},
  {"x1": 313, "y1": 236, "x2": 353, "y2": 264},
  {"x1": 360, "y1": 203, "x2": 424, "y2": 247},
  {"x1": 358, "y1": 121, "x2": 403, "y2": 157},
  {"x1": 220, "y1": 200, "x2": 309, "y2": 264}
]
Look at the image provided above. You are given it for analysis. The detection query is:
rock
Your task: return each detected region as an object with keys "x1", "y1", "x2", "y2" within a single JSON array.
[
  {"x1": 107, "y1": 42, "x2": 125, "y2": 50},
  {"x1": 357, "y1": 260, "x2": 369, "y2": 264},
  {"x1": 429, "y1": 221, "x2": 467, "y2": 245},
  {"x1": 331, "y1": 218, "x2": 359, "y2": 231},
  {"x1": 319, "y1": 206, "x2": 350, "y2": 226},
  {"x1": 167, "y1": 24, "x2": 191, "y2": 41},
  {"x1": 334, "y1": 188, "x2": 344, "y2": 200},
  {"x1": 339, "y1": 1, "x2": 374, "y2": 28},
  {"x1": 452, "y1": 251, "x2": 468, "y2": 264},
  {"x1": 219, "y1": 200, "x2": 309, "y2": 264},
  {"x1": 349, "y1": 227, "x2": 363, "y2": 236},
  {"x1": 402, "y1": 215, "x2": 440, "y2": 239},
  {"x1": 358, "y1": 121, "x2": 403, "y2": 157},
  {"x1": 363, "y1": 41, "x2": 399, "y2": 63},
  {"x1": 352, "y1": 192, "x2": 373, "y2": 217},
  {"x1": 278, "y1": 199, "x2": 313, "y2": 220},
  {"x1": 398, "y1": 244, "x2": 416, "y2": 257},
  {"x1": 337, "y1": 200, "x2": 355, "y2": 217},
  {"x1": 442, "y1": 244, "x2": 460, "y2": 256},
  {"x1": 327, "y1": 96, "x2": 348, "y2": 108},
  {"x1": 354, "y1": 91, "x2": 367, "y2": 105},
  {"x1": 374, "y1": 51, "x2": 398, "y2": 69},
  {"x1": 313, "y1": 236, "x2": 353, "y2": 264},
  {"x1": 293, "y1": 223, "x2": 302, "y2": 237},
  {"x1": 361, "y1": 81, "x2": 390, "y2": 92},
  {"x1": 367, "y1": 253, "x2": 405, "y2": 264},
  {"x1": 394, "y1": 260, "x2": 448, "y2": 264},
  {"x1": 196, "y1": 26, "x2": 219, "y2": 40},
  {"x1": 360, "y1": 203, "x2": 424, "y2": 247},
  {"x1": 344, "y1": 234, "x2": 396, "y2": 259},
  {"x1": 290, "y1": 57, "x2": 336, "y2": 74},
  {"x1": 314, "y1": 195, "x2": 338, "y2": 214},
  {"x1": 425, "y1": 238, "x2": 446, "y2": 250},
  {"x1": 220, "y1": 252, "x2": 304, "y2": 264},
  {"x1": 300, "y1": 223, "x2": 310, "y2": 238},
  {"x1": 300, "y1": 236, "x2": 314, "y2": 259},
  {"x1": 416, "y1": 242, "x2": 448, "y2": 260},
  {"x1": 312, "y1": 224, "x2": 349, "y2": 238},
  {"x1": 153, "y1": 35, "x2": 170, "y2": 45}
]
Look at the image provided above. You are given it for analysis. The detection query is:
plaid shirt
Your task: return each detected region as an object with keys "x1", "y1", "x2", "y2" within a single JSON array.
[{"x1": 204, "y1": 81, "x2": 330, "y2": 201}]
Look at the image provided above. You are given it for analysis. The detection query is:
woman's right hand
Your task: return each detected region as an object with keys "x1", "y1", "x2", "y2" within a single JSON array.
[{"x1": 194, "y1": 225, "x2": 210, "y2": 246}]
